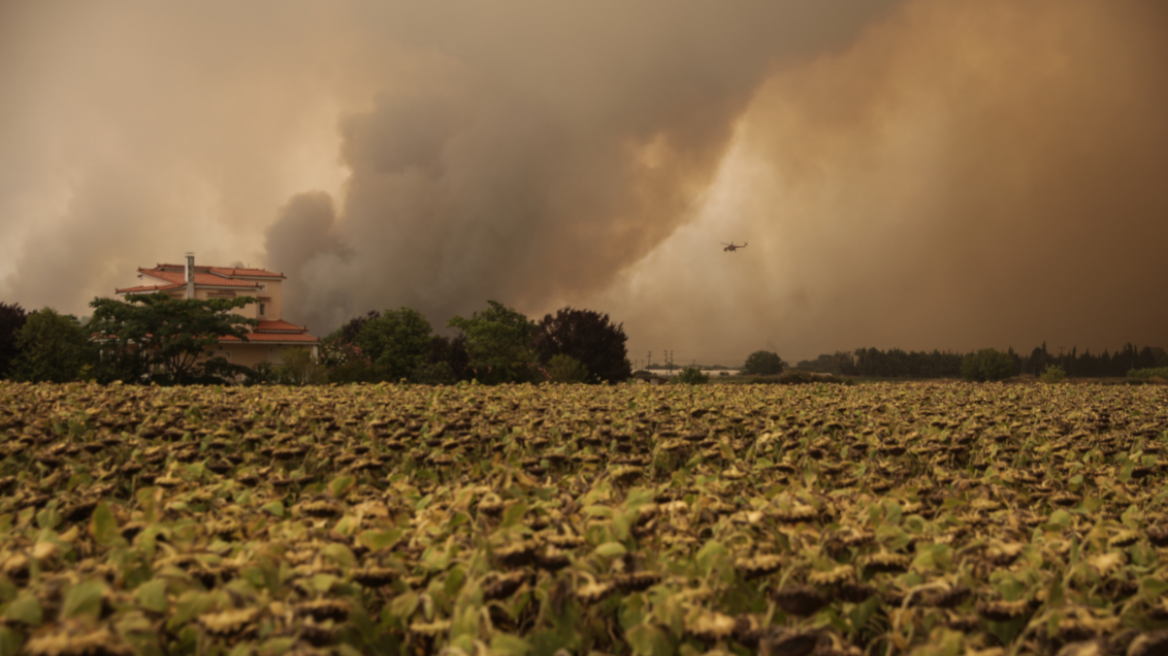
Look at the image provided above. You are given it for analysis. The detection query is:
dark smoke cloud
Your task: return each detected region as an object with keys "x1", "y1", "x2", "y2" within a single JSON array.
[
  {"x1": 4, "y1": 0, "x2": 1165, "y2": 365},
  {"x1": 263, "y1": 1, "x2": 901, "y2": 331},
  {"x1": 600, "y1": 0, "x2": 1168, "y2": 364}
]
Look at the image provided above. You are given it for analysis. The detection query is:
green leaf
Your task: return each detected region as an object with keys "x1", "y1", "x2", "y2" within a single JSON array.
[
  {"x1": 490, "y1": 633, "x2": 532, "y2": 656},
  {"x1": 0, "y1": 577, "x2": 16, "y2": 604},
  {"x1": 696, "y1": 540, "x2": 728, "y2": 577},
  {"x1": 3, "y1": 592, "x2": 42, "y2": 626},
  {"x1": 259, "y1": 637, "x2": 296, "y2": 656},
  {"x1": 35, "y1": 507, "x2": 61, "y2": 531},
  {"x1": 61, "y1": 579, "x2": 107, "y2": 620},
  {"x1": 168, "y1": 591, "x2": 216, "y2": 631},
  {"x1": 1141, "y1": 578, "x2": 1168, "y2": 598},
  {"x1": 444, "y1": 566, "x2": 467, "y2": 599},
  {"x1": 389, "y1": 592, "x2": 419, "y2": 623},
  {"x1": 582, "y1": 505, "x2": 613, "y2": 519},
  {"x1": 594, "y1": 542, "x2": 627, "y2": 558},
  {"x1": 501, "y1": 500, "x2": 528, "y2": 528},
  {"x1": 328, "y1": 475, "x2": 355, "y2": 498},
  {"x1": 136, "y1": 580, "x2": 169, "y2": 613},
  {"x1": 311, "y1": 574, "x2": 340, "y2": 593},
  {"x1": 1045, "y1": 510, "x2": 1072, "y2": 530},
  {"x1": 848, "y1": 596, "x2": 880, "y2": 638},
  {"x1": 910, "y1": 628, "x2": 964, "y2": 656},
  {"x1": 322, "y1": 543, "x2": 355, "y2": 569},
  {"x1": 357, "y1": 528, "x2": 401, "y2": 552},
  {"x1": 261, "y1": 501, "x2": 285, "y2": 518},
  {"x1": 88, "y1": 502, "x2": 122, "y2": 547},
  {"x1": 0, "y1": 626, "x2": 23, "y2": 656}
]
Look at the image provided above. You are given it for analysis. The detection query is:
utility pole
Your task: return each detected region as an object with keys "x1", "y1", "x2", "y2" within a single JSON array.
[{"x1": 648, "y1": 351, "x2": 652, "y2": 372}]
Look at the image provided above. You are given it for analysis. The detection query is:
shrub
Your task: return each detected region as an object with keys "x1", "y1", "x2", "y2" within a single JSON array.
[
  {"x1": 754, "y1": 371, "x2": 851, "y2": 385},
  {"x1": 546, "y1": 354, "x2": 590, "y2": 383},
  {"x1": 677, "y1": 366, "x2": 709, "y2": 384},
  {"x1": 1129, "y1": 367, "x2": 1168, "y2": 379},
  {"x1": 273, "y1": 347, "x2": 328, "y2": 385},
  {"x1": 742, "y1": 350, "x2": 785, "y2": 376},
  {"x1": 961, "y1": 348, "x2": 1017, "y2": 382},
  {"x1": 1041, "y1": 364, "x2": 1066, "y2": 385},
  {"x1": 411, "y1": 361, "x2": 457, "y2": 385}
]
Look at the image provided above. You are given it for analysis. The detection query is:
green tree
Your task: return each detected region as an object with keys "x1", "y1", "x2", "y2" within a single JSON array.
[
  {"x1": 89, "y1": 293, "x2": 258, "y2": 384},
  {"x1": 534, "y1": 307, "x2": 632, "y2": 383},
  {"x1": 742, "y1": 350, "x2": 785, "y2": 376},
  {"x1": 1041, "y1": 364, "x2": 1066, "y2": 384},
  {"x1": 545, "y1": 354, "x2": 590, "y2": 383},
  {"x1": 961, "y1": 348, "x2": 1017, "y2": 382},
  {"x1": 0, "y1": 302, "x2": 29, "y2": 379},
  {"x1": 9, "y1": 308, "x2": 96, "y2": 383},
  {"x1": 355, "y1": 307, "x2": 434, "y2": 381},
  {"x1": 677, "y1": 366, "x2": 710, "y2": 385},
  {"x1": 448, "y1": 300, "x2": 538, "y2": 384},
  {"x1": 273, "y1": 346, "x2": 328, "y2": 385}
]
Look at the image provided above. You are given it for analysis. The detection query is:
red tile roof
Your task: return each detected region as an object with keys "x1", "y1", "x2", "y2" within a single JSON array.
[
  {"x1": 155, "y1": 264, "x2": 284, "y2": 278},
  {"x1": 255, "y1": 320, "x2": 310, "y2": 333},
  {"x1": 220, "y1": 332, "x2": 319, "y2": 344},
  {"x1": 138, "y1": 268, "x2": 263, "y2": 289},
  {"x1": 114, "y1": 283, "x2": 185, "y2": 294}
]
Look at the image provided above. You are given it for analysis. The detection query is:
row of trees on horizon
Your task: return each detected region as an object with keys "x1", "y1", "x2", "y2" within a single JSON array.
[
  {"x1": 2, "y1": 296, "x2": 1164, "y2": 385},
  {"x1": 795, "y1": 343, "x2": 1168, "y2": 379},
  {"x1": 0, "y1": 298, "x2": 634, "y2": 386}
]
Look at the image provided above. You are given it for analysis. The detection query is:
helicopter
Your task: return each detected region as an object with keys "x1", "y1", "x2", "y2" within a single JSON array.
[{"x1": 721, "y1": 242, "x2": 747, "y2": 253}]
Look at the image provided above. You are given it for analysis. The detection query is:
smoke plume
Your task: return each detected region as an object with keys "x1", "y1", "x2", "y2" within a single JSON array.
[
  {"x1": 2, "y1": 0, "x2": 1166, "y2": 364},
  {"x1": 262, "y1": 1, "x2": 900, "y2": 330},
  {"x1": 592, "y1": 0, "x2": 1168, "y2": 363}
]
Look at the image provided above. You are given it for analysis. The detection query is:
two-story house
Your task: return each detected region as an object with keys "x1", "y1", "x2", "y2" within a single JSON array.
[{"x1": 114, "y1": 253, "x2": 319, "y2": 367}]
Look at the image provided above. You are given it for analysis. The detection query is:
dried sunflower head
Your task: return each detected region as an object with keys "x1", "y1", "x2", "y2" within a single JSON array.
[
  {"x1": 351, "y1": 566, "x2": 397, "y2": 588},
  {"x1": 774, "y1": 504, "x2": 819, "y2": 525},
  {"x1": 495, "y1": 540, "x2": 539, "y2": 568},
  {"x1": 807, "y1": 564, "x2": 855, "y2": 587},
  {"x1": 922, "y1": 584, "x2": 971, "y2": 609},
  {"x1": 198, "y1": 607, "x2": 261, "y2": 638},
  {"x1": 575, "y1": 581, "x2": 615, "y2": 605},
  {"x1": 859, "y1": 551, "x2": 910, "y2": 574},
  {"x1": 736, "y1": 554, "x2": 783, "y2": 580},
  {"x1": 985, "y1": 541, "x2": 1026, "y2": 567},
  {"x1": 772, "y1": 585, "x2": 828, "y2": 616},
  {"x1": 1108, "y1": 530, "x2": 1140, "y2": 549},
  {"x1": 408, "y1": 619, "x2": 452, "y2": 637},
  {"x1": 685, "y1": 610, "x2": 737, "y2": 642},
  {"x1": 483, "y1": 570, "x2": 528, "y2": 601},
  {"x1": 24, "y1": 621, "x2": 133, "y2": 656},
  {"x1": 295, "y1": 599, "x2": 350, "y2": 622},
  {"x1": 976, "y1": 598, "x2": 1033, "y2": 622},
  {"x1": 614, "y1": 571, "x2": 662, "y2": 594}
]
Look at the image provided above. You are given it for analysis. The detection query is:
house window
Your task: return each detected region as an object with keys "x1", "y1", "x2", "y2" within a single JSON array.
[{"x1": 259, "y1": 303, "x2": 266, "y2": 317}]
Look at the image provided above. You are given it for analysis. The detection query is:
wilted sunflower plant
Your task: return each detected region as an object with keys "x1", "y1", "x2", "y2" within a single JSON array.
[{"x1": 0, "y1": 380, "x2": 1166, "y2": 656}]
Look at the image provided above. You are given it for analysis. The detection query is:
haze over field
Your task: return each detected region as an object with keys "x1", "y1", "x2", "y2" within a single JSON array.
[{"x1": 2, "y1": 1, "x2": 1166, "y2": 363}]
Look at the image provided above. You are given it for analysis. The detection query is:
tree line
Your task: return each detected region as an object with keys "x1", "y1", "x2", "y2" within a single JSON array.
[
  {"x1": 316, "y1": 300, "x2": 632, "y2": 385},
  {"x1": 0, "y1": 297, "x2": 633, "y2": 386},
  {"x1": 795, "y1": 343, "x2": 1168, "y2": 379}
]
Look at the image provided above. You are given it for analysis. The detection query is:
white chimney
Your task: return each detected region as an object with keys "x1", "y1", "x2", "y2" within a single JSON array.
[{"x1": 185, "y1": 252, "x2": 195, "y2": 300}]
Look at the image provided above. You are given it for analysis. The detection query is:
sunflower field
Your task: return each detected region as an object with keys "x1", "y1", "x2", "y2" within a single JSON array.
[{"x1": 1, "y1": 380, "x2": 1168, "y2": 656}]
